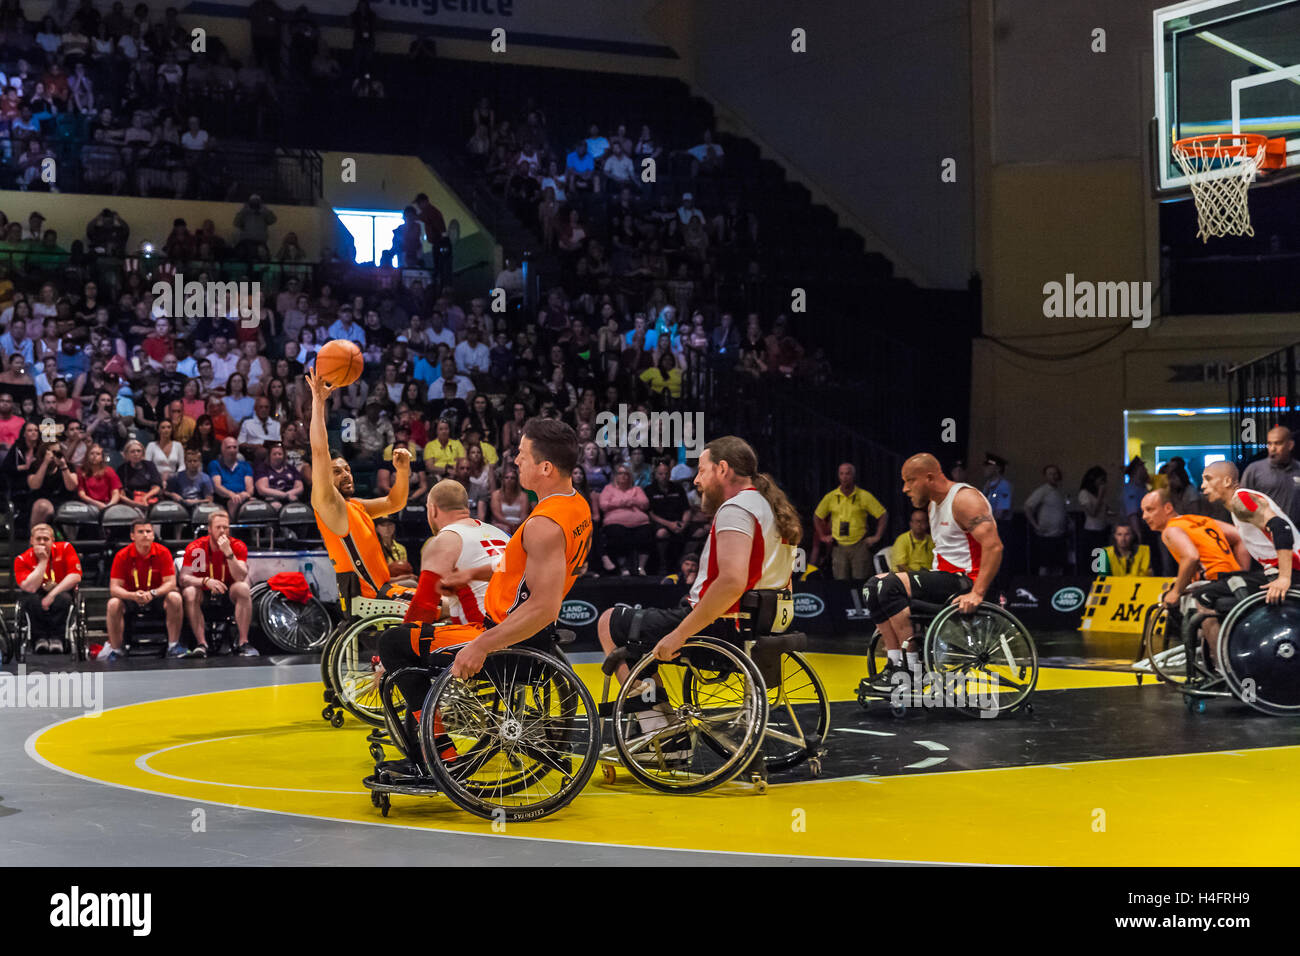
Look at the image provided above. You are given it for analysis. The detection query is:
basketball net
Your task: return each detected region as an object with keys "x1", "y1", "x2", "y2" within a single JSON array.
[{"x1": 1171, "y1": 134, "x2": 1268, "y2": 242}]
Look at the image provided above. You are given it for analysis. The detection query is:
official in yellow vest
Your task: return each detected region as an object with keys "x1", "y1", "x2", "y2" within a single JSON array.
[
  {"x1": 813, "y1": 463, "x2": 887, "y2": 581},
  {"x1": 890, "y1": 508, "x2": 935, "y2": 573},
  {"x1": 1101, "y1": 524, "x2": 1151, "y2": 576}
]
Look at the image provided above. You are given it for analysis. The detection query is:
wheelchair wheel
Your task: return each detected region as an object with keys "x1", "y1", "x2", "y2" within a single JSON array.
[
  {"x1": 12, "y1": 609, "x2": 31, "y2": 664},
  {"x1": 616, "y1": 637, "x2": 767, "y2": 794},
  {"x1": 1218, "y1": 589, "x2": 1300, "y2": 716},
  {"x1": 759, "y1": 650, "x2": 830, "y2": 772},
  {"x1": 0, "y1": 610, "x2": 12, "y2": 665},
  {"x1": 1140, "y1": 603, "x2": 1185, "y2": 685},
  {"x1": 330, "y1": 614, "x2": 405, "y2": 727},
  {"x1": 259, "y1": 591, "x2": 334, "y2": 653},
  {"x1": 66, "y1": 594, "x2": 88, "y2": 662},
  {"x1": 422, "y1": 646, "x2": 599, "y2": 821},
  {"x1": 866, "y1": 630, "x2": 886, "y2": 678},
  {"x1": 924, "y1": 603, "x2": 1038, "y2": 717}
]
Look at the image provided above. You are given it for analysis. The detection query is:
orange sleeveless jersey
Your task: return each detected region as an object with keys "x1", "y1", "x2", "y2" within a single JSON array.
[
  {"x1": 316, "y1": 497, "x2": 402, "y2": 599},
  {"x1": 1167, "y1": 514, "x2": 1240, "y2": 579},
  {"x1": 484, "y1": 489, "x2": 592, "y2": 623}
]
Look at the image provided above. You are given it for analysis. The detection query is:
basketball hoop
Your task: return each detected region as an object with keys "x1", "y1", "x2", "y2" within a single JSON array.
[{"x1": 1171, "y1": 133, "x2": 1286, "y2": 242}]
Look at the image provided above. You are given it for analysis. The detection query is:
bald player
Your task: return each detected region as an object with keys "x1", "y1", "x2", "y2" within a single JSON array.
[
  {"x1": 861, "y1": 453, "x2": 1003, "y2": 691},
  {"x1": 1140, "y1": 487, "x2": 1250, "y2": 667},
  {"x1": 1201, "y1": 460, "x2": 1297, "y2": 609},
  {"x1": 306, "y1": 368, "x2": 413, "y2": 613}
]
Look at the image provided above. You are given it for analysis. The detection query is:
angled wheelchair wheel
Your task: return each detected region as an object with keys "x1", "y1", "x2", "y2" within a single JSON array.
[
  {"x1": 1140, "y1": 603, "x2": 1189, "y2": 685},
  {"x1": 761, "y1": 650, "x2": 830, "y2": 772},
  {"x1": 330, "y1": 614, "x2": 405, "y2": 727},
  {"x1": 924, "y1": 603, "x2": 1038, "y2": 717},
  {"x1": 866, "y1": 630, "x2": 886, "y2": 678},
  {"x1": 260, "y1": 591, "x2": 334, "y2": 653},
  {"x1": 0, "y1": 609, "x2": 12, "y2": 665},
  {"x1": 12, "y1": 608, "x2": 31, "y2": 664},
  {"x1": 66, "y1": 593, "x2": 88, "y2": 662},
  {"x1": 320, "y1": 620, "x2": 348, "y2": 690},
  {"x1": 1218, "y1": 589, "x2": 1300, "y2": 717},
  {"x1": 617, "y1": 637, "x2": 767, "y2": 794},
  {"x1": 423, "y1": 646, "x2": 599, "y2": 821}
]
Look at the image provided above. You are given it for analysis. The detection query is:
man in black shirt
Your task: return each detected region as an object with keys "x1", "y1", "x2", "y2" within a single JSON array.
[
  {"x1": 646, "y1": 460, "x2": 691, "y2": 574},
  {"x1": 429, "y1": 380, "x2": 468, "y2": 434}
]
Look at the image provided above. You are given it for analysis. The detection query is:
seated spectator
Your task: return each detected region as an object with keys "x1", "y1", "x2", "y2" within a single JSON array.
[
  {"x1": 168, "y1": 447, "x2": 216, "y2": 506},
  {"x1": 375, "y1": 515, "x2": 415, "y2": 586},
  {"x1": 684, "y1": 129, "x2": 725, "y2": 176},
  {"x1": 77, "y1": 443, "x2": 124, "y2": 511},
  {"x1": 26, "y1": 438, "x2": 79, "y2": 530},
  {"x1": 354, "y1": 397, "x2": 393, "y2": 464},
  {"x1": 490, "y1": 463, "x2": 531, "y2": 536},
  {"x1": 100, "y1": 520, "x2": 183, "y2": 661},
  {"x1": 144, "y1": 418, "x2": 184, "y2": 482},
  {"x1": 423, "y1": 417, "x2": 464, "y2": 478},
  {"x1": 164, "y1": 399, "x2": 195, "y2": 445},
  {"x1": 236, "y1": 395, "x2": 280, "y2": 464},
  {"x1": 179, "y1": 510, "x2": 257, "y2": 658},
  {"x1": 62, "y1": 420, "x2": 90, "y2": 471},
  {"x1": 660, "y1": 553, "x2": 699, "y2": 588},
  {"x1": 187, "y1": 414, "x2": 221, "y2": 466},
  {"x1": 0, "y1": 391, "x2": 24, "y2": 453},
  {"x1": 376, "y1": 439, "x2": 429, "y2": 501},
  {"x1": 208, "y1": 436, "x2": 254, "y2": 517},
  {"x1": 223, "y1": 372, "x2": 255, "y2": 424},
  {"x1": 890, "y1": 508, "x2": 935, "y2": 573},
  {"x1": 254, "y1": 442, "x2": 304, "y2": 511},
  {"x1": 598, "y1": 464, "x2": 653, "y2": 575},
  {"x1": 118, "y1": 439, "x2": 163, "y2": 509},
  {"x1": 14, "y1": 522, "x2": 82, "y2": 653},
  {"x1": 1102, "y1": 523, "x2": 1152, "y2": 577},
  {"x1": 640, "y1": 352, "x2": 682, "y2": 404},
  {"x1": 204, "y1": 394, "x2": 236, "y2": 442}
]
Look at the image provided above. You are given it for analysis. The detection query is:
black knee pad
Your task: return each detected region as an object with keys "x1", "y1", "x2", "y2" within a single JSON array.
[
  {"x1": 862, "y1": 579, "x2": 883, "y2": 617},
  {"x1": 872, "y1": 573, "x2": 910, "y2": 621},
  {"x1": 377, "y1": 624, "x2": 418, "y2": 673}
]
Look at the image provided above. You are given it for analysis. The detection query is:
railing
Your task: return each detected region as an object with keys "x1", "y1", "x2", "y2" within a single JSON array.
[
  {"x1": 1229, "y1": 342, "x2": 1300, "y2": 467},
  {"x1": 4, "y1": 140, "x2": 323, "y2": 206}
]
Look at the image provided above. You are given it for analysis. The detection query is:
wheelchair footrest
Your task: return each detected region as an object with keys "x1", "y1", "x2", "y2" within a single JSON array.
[{"x1": 362, "y1": 774, "x2": 441, "y2": 797}]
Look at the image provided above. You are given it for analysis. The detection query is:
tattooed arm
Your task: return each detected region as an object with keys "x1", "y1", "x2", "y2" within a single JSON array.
[{"x1": 953, "y1": 487, "x2": 1003, "y2": 613}]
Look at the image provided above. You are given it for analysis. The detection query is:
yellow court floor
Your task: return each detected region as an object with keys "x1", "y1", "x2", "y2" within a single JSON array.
[{"x1": 29, "y1": 656, "x2": 1300, "y2": 864}]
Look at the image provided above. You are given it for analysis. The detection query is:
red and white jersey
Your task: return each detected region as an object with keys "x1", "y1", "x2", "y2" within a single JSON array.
[
  {"x1": 442, "y1": 519, "x2": 510, "y2": 624},
  {"x1": 1231, "y1": 488, "x2": 1300, "y2": 568},
  {"x1": 929, "y1": 482, "x2": 987, "y2": 579},
  {"x1": 690, "y1": 487, "x2": 794, "y2": 612}
]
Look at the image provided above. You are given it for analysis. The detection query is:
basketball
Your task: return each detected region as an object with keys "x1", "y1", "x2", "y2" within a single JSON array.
[{"x1": 315, "y1": 339, "x2": 364, "y2": 388}]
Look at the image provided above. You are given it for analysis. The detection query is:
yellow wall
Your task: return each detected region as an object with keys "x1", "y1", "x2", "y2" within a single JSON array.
[{"x1": 0, "y1": 190, "x2": 328, "y2": 257}]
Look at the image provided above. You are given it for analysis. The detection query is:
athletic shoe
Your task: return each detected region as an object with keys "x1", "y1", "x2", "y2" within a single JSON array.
[
  {"x1": 186, "y1": 645, "x2": 208, "y2": 659},
  {"x1": 237, "y1": 643, "x2": 260, "y2": 657},
  {"x1": 95, "y1": 643, "x2": 117, "y2": 662},
  {"x1": 166, "y1": 643, "x2": 188, "y2": 658},
  {"x1": 105, "y1": 650, "x2": 123, "y2": 663},
  {"x1": 861, "y1": 662, "x2": 911, "y2": 696}
]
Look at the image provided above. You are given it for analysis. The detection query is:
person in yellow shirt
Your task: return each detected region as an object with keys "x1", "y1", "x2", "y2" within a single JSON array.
[
  {"x1": 461, "y1": 423, "x2": 498, "y2": 465},
  {"x1": 1101, "y1": 523, "x2": 1151, "y2": 576},
  {"x1": 890, "y1": 508, "x2": 934, "y2": 573},
  {"x1": 813, "y1": 462, "x2": 887, "y2": 582},
  {"x1": 422, "y1": 418, "x2": 465, "y2": 477},
  {"x1": 639, "y1": 353, "x2": 683, "y2": 401}
]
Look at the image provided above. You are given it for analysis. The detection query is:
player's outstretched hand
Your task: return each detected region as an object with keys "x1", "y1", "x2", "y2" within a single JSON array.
[
  {"x1": 304, "y1": 368, "x2": 335, "y2": 402},
  {"x1": 392, "y1": 446, "x2": 412, "y2": 471}
]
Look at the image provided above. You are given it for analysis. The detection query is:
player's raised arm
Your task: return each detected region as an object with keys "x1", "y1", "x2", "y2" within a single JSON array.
[
  {"x1": 359, "y1": 445, "x2": 410, "y2": 518},
  {"x1": 305, "y1": 369, "x2": 347, "y2": 537}
]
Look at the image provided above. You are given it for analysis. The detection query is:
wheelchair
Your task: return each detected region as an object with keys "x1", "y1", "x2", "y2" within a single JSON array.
[
  {"x1": 596, "y1": 589, "x2": 831, "y2": 795},
  {"x1": 257, "y1": 581, "x2": 333, "y2": 654},
  {"x1": 858, "y1": 597, "x2": 1038, "y2": 718},
  {"x1": 3, "y1": 590, "x2": 88, "y2": 663},
  {"x1": 1144, "y1": 578, "x2": 1300, "y2": 716},
  {"x1": 320, "y1": 596, "x2": 407, "y2": 728},
  {"x1": 1134, "y1": 581, "x2": 1210, "y2": 687},
  {"x1": 362, "y1": 627, "x2": 600, "y2": 821}
]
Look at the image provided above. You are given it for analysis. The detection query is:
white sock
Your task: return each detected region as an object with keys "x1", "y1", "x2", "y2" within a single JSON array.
[
  {"x1": 906, "y1": 650, "x2": 921, "y2": 671},
  {"x1": 887, "y1": 649, "x2": 903, "y2": 665}
]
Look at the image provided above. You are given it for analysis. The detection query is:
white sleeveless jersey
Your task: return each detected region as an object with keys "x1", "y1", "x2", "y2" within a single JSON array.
[
  {"x1": 690, "y1": 487, "x2": 794, "y2": 611},
  {"x1": 929, "y1": 482, "x2": 988, "y2": 579},
  {"x1": 1231, "y1": 489, "x2": 1300, "y2": 568},
  {"x1": 442, "y1": 520, "x2": 510, "y2": 624}
]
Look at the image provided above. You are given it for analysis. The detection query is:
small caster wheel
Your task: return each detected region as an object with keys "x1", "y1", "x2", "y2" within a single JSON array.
[
  {"x1": 890, "y1": 703, "x2": 907, "y2": 719},
  {"x1": 379, "y1": 795, "x2": 390, "y2": 817},
  {"x1": 331, "y1": 711, "x2": 345, "y2": 728},
  {"x1": 857, "y1": 692, "x2": 870, "y2": 709},
  {"x1": 751, "y1": 773, "x2": 767, "y2": 794},
  {"x1": 370, "y1": 791, "x2": 381, "y2": 808},
  {"x1": 1023, "y1": 702, "x2": 1034, "y2": 715},
  {"x1": 807, "y1": 757, "x2": 822, "y2": 778},
  {"x1": 1195, "y1": 700, "x2": 1207, "y2": 714},
  {"x1": 321, "y1": 706, "x2": 334, "y2": 721},
  {"x1": 369, "y1": 744, "x2": 385, "y2": 763},
  {"x1": 1136, "y1": 674, "x2": 1144, "y2": 686},
  {"x1": 601, "y1": 764, "x2": 616, "y2": 784}
]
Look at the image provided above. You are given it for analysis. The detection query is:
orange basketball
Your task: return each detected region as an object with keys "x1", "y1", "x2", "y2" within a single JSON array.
[{"x1": 315, "y1": 339, "x2": 364, "y2": 387}]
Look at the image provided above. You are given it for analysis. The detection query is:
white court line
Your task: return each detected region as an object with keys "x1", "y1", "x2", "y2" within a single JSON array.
[
  {"x1": 903, "y1": 757, "x2": 948, "y2": 770},
  {"x1": 134, "y1": 734, "x2": 370, "y2": 796},
  {"x1": 835, "y1": 728, "x2": 897, "y2": 737},
  {"x1": 914, "y1": 740, "x2": 950, "y2": 752}
]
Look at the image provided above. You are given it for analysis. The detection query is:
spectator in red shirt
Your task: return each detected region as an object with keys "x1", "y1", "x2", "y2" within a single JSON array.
[
  {"x1": 14, "y1": 523, "x2": 83, "y2": 653},
  {"x1": 101, "y1": 520, "x2": 183, "y2": 661},
  {"x1": 0, "y1": 393, "x2": 25, "y2": 453},
  {"x1": 77, "y1": 443, "x2": 125, "y2": 510},
  {"x1": 142, "y1": 316, "x2": 176, "y2": 368},
  {"x1": 178, "y1": 510, "x2": 256, "y2": 658},
  {"x1": 205, "y1": 394, "x2": 236, "y2": 442}
]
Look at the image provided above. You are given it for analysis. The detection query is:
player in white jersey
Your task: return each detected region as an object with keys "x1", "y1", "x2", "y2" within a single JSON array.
[
  {"x1": 862, "y1": 453, "x2": 1004, "y2": 691},
  {"x1": 1197, "y1": 461, "x2": 1295, "y2": 627},
  {"x1": 598, "y1": 437, "x2": 799, "y2": 665},
  {"x1": 376, "y1": 479, "x2": 510, "y2": 756}
]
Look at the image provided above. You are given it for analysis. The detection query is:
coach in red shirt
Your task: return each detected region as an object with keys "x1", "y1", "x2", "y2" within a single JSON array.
[
  {"x1": 101, "y1": 519, "x2": 184, "y2": 661},
  {"x1": 178, "y1": 510, "x2": 257, "y2": 658},
  {"x1": 14, "y1": 522, "x2": 82, "y2": 653}
]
